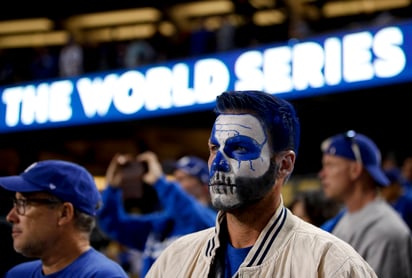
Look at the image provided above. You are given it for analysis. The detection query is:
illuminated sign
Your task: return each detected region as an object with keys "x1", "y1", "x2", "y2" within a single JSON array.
[{"x1": 1, "y1": 20, "x2": 412, "y2": 133}]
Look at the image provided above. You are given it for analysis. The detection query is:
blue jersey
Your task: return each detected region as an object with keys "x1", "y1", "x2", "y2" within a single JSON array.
[
  {"x1": 5, "y1": 248, "x2": 128, "y2": 278},
  {"x1": 97, "y1": 176, "x2": 217, "y2": 277},
  {"x1": 391, "y1": 193, "x2": 412, "y2": 231}
]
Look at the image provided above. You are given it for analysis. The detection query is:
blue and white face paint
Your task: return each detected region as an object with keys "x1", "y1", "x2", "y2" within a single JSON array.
[{"x1": 209, "y1": 114, "x2": 277, "y2": 211}]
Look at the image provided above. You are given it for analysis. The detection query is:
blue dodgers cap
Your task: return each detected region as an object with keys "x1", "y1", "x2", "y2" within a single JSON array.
[
  {"x1": 0, "y1": 160, "x2": 102, "y2": 216},
  {"x1": 175, "y1": 156, "x2": 209, "y2": 184},
  {"x1": 321, "y1": 130, "x2": 389, "y2": 187},
  {"x1": 384, "y1": 168, "x2": 402, "y2": 184}
]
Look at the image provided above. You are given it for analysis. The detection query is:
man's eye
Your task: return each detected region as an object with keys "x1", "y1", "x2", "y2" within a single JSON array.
[
  {"x1": 224, "y1": 136, "x2": 262, "y2": 160},
  {"x1": 234, "y1": 145, "x2": 247, "y2": 153},
  {"x1": 209, "y1": 145, "x2": 219, "y2": 152}
]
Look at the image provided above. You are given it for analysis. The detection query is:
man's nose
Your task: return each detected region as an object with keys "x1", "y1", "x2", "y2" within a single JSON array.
[
  {"x1": 213, "y1": 152, "x2": 230, "y2": 172},
  {"x1": 6, "y1": 207, "x2": 19, "y2": 224}
]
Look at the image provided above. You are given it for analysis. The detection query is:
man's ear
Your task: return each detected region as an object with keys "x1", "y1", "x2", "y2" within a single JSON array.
[
  {"x1": 349, "y1": 161, "x2": 363, "y2": 181},
  {"x1": 58, "y1": 202, "x2": 75, "y2": 226},
  {"x1": 278, "y1": 150, "x2": 296, "y2": 177}
]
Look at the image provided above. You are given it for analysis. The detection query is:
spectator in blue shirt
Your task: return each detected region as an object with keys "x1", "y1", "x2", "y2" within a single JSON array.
[
  {"x1": 382, "y1": 167, "x2": 412, "y2": 231},
  {"x1": 0, "y1": 160, "x2": 128, "y2": 278},
  {"x1": 97, "y1": 151, "x2": 217, "y2": 277}
]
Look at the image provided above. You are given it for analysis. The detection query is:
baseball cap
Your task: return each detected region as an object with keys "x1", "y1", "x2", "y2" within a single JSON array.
[
  {"x1": 321, "y1": 130, "x2": 389, "y2": 187},
  {"x1": 384, "y1": 168, "x2": 402, "y2": 184},
  {"x1": 0, "y1": 160, "x2": 102, "y2": 216},
  {"x1": 175, "y1": 156, "x2": 209, "y2": 184}
]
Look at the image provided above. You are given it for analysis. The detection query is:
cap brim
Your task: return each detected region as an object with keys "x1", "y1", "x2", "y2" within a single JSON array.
[
  {"x1": 366, "y1": 166, "x2": 390, "y2": 187},
  {"x1": 0, "y1": 176, "x2": 42, "y2": 192}
]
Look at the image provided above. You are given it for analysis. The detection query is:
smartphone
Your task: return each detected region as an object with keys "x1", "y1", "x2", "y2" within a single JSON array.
[{"x1": 120, "y1": 160, "x2": 148, "y2": 199}]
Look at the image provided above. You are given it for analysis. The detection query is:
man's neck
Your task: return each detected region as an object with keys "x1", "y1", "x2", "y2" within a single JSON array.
[
  {"x1": 225, "y1": 193, "x2": 281, "y2": 248},
  {"x1": 345, "y1": 184, "x2": 377, "y2": 213},
  {"x1": 41, "y1": 238, "x2": 90, "y2": 275}
]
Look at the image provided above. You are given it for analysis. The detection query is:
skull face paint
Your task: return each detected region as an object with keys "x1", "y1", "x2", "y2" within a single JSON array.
[{"x1": 209, "y1": 114, "x2": 276, "y2": 210}]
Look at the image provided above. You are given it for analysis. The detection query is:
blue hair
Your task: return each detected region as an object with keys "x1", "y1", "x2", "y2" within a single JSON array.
[{"x1": 214, "y1": 90, "x2": 300, "y2": 155}]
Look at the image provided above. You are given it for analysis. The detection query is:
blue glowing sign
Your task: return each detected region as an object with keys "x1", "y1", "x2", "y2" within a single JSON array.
[{"x1": 1, "y1": 20, "x2": 412, "y2": 133}]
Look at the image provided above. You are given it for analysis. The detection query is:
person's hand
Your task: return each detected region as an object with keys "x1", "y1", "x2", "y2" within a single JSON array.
[
  {"x1": 137, "y1": 151, "x2": 163, "y2": 185},
  {"x1": 106, "y1": 153, "x2": 140, "y2": 188}
]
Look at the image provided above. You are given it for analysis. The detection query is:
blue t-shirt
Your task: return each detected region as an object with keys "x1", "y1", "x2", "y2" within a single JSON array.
[
  {"x1": 5, "y1": 248, "x2": 128, "y2": 278},
  {"x1": 225, "y1": 243, "x2": 252, "y2": 278}
]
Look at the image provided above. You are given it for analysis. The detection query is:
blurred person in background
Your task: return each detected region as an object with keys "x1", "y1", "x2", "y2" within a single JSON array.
[
  {"x1": 97, "y1": 151, "x2": 217, "y2": 278},
  {"x1": 58, "y1": 34, "x2": 83, "y2": 78},
  {"x1": 0, "y1": 160, "x2": 128, "y2": 277},
  {"x1": 319, "y1": 130, "x2": 412, "y2": 278},
  {"x1": 382, "y1": 168, "x2": 412, "y2": 231},
  {"x1": 400, "y1": 155, "x2": 412, "y2": 198},
  {"x1": 147, "y1": 90, "x2": 377, "y2": 277},
  {"x1": 288, "y1": 188, "x2": 342, "y2": 227},
  {"x1": 29, "y1": 47, "x2": 58, "y2": 80}
]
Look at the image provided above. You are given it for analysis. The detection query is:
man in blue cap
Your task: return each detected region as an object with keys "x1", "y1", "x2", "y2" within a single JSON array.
[
  {"x1": 173, "y1": 155, "x2": 212, "y2": 207},
  {"x1": 319, "y1": 130, "x2": 412, "y2": 278},
  {"x1": 0, "y1": 160, "x2": 128, "y2": 278}
]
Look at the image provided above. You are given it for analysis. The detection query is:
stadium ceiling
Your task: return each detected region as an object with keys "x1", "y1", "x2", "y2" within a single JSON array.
[{"x1": 0, "y1": 0, "x2": 410, "y2": 49}]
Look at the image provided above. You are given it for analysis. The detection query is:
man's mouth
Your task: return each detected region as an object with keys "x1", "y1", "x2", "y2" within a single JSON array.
[
  {"x1": 210, "y1": 172, "x2": 236, "y2": 193},
  {"x1": 210, "y1": 184, "x2": 236, "y2": 194},
  {"x1": 11, "y1": 228, "x2": 21, "y2": 238}
]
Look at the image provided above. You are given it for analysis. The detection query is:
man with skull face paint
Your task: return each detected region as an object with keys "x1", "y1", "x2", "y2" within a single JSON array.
[{"x1": 146, "y1": 90, "x2": 377, "y2": 278}]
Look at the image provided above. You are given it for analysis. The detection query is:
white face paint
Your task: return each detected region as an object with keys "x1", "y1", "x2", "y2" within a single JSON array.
[{"x1": 209, "y1": 114, "x2": 275, "y2": 210}]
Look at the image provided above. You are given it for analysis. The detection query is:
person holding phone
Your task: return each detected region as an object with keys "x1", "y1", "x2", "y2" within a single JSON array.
[{"x1": 97, "y1": 151, "x2": 217, "y2": 277}]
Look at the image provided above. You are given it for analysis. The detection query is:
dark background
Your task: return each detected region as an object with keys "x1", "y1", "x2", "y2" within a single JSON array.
[{"x1": 0, "y1": 0, "x2": 411, "y2": 177}]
